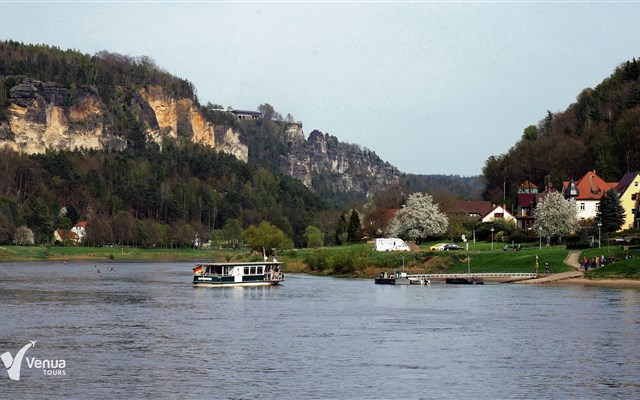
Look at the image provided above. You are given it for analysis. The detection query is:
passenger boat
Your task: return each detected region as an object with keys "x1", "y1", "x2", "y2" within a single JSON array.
[{"x1": 192, "y1": 261, "x2": 285, "y2": 288}]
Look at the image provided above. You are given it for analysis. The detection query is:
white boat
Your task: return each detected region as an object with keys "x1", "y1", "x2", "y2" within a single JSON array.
[{"x1": 192, "y1": 261, "x2": 284, "y2": 288}]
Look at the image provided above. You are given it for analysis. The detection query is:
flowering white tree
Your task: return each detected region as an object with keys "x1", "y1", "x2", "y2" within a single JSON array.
[
  {"x1": 14, "y1": 225, "x2": 35, "y2": 246},
  {"x1": 532, "y1": 191, "x2": 579, "y2": 242},
  {"x1": 386, "y1": 192, "x2": 448, "y2": 242}
]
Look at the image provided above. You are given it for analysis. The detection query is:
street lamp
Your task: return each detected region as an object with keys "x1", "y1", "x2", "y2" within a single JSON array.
[
  {"x1": 539, "y1": 228, "x2": 542, "y2": 250},
  {"x1": 597, "y1": 222, "x2": 602, "y2": 248},
  {"x1": 491, "y1": 227, "x2": 494, "y2": 250}
]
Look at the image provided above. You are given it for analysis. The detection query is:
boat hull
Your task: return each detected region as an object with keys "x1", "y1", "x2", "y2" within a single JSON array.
[{"x1": 193, "y1": 280, "x2": 283, "y2": 288}]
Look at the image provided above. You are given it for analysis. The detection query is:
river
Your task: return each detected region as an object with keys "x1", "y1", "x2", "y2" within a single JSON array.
[{"x1": 0, "y1": 261, "x2": 638, "y2": 399}]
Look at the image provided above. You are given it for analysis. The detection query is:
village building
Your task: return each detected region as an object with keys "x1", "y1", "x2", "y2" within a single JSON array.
[
  {"x1": 452, "y1": 201, "x2": 516, "y2": 224},
  {"x1": 562, "y1": 170, "x2": 618, "y2": 221},
  {"x1": 452, "y1": 200, "x2": 492, "y2": 219},
  {"x1": 53, "y1": 229, "x2": 79, "y2": 245},
  {"x1": 481, "y1": 204, "x2": 517, "y2": 224},
  {"x1": 514, "y1": 181, "x2": 548, "y2": 229},
  {"x1": 614, "y1": 171, "x2": 640, "y2": 230},
  {"x1": 71, "y1": 221, "x2": 88, "y2": 243}
]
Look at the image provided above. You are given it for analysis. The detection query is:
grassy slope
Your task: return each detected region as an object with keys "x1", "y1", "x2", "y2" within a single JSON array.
[{"x1": 0, "y1": 245, "x2": 245, "y2": 262}]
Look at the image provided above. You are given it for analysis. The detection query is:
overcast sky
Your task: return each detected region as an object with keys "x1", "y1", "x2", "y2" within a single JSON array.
[{"x1": 2, "y1": 1, "x2": 639, "y2": 176}]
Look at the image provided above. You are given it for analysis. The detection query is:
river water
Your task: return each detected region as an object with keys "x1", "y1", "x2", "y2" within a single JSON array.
[{"x1": 0, "y1": 261, "x2": 638, "y2": 399}]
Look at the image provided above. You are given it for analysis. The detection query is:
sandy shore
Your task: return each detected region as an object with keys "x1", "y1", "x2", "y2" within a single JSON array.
[{"x1": 554, "y1": 277, "x2": 640, "y2": 288}]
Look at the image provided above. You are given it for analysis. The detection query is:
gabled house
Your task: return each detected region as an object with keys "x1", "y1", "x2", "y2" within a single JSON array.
[
  {"x1": 452, "y1": 200, "x2": 492, "y2": 219},
  {"x1": 481, "y1": 204, "x2": 517, "y2": 224},
  {"x1": 614, "y1": 171, "x2": 640, "y2": 230},
  {"x1": 53, "y1": 229, "x2": 79, "y2": 245},
  {"x1": 515, "y1": 181, "x2": 547, "y2": 229},
  {"x1": 562, "y1": 170, "x2": 618, "y2": 220},
  {"x1": 71, "y1": 221, "x2": 88, "y2": 243}
]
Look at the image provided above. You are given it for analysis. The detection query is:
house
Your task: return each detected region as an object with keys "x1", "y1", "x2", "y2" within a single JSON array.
[
  {"x1": 514, "y1": 181, "x2": 548, "y2": 229},
  {"x1": 481, "y1": 204, "x2": 517, "y2": 224},
  {"x1": 452, "y1": 200, "x2": 492, "y2": 218},
  {"x1": 71, "y1": 221, "x2": 88, "y2": 243},
  {"x1": 614, "y1": 171, "x2": 640, "y2": 230},
  {"x1": 562, "y1": 170, "x2": 618, "y2": 220},
  {"x1": 53, "y1": 229, "x2": 79, "y2": 245},
  {"x1": 228, "y1": 109, "x2": 261, "y2": 120}
]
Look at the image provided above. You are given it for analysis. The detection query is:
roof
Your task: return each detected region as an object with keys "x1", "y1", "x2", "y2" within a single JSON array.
[
  {"x1": 519, "y1": 181, "x2": 538, "y2": 189},
  {"x1": 230, "y1": 109, "x2": 261, "y2": 116},
  {"x1": 453, "y1": 200, "x2": 492, "y2": 217},
  {"x1": 74, "y1": 221, "x2": 88, "y2": 228},
  {"x1": 55, "y1": 230, "x2": 78, "y2": 240},
  {"x1": 615, "y1": 172, "x2": 639, "y2": 194},
  {"x1": 385, "y1": 208, "x2": 399, "y2": 221},
  {"x1": 562, "y1": 170, "x2": 618, "y2": 201}
]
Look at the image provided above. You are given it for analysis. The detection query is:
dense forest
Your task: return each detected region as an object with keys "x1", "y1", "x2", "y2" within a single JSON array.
[
  {"x1": 483, "y1": 58, "x2": 640, "y2": 205},
  {"x1": 0, "y1": 40, "x2": 338, "y2": 247},
  {"x1": 0, "y1": 142, "x2": 334, "y2": 247}
]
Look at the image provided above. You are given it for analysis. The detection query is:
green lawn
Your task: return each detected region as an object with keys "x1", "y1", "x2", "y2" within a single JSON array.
[
  {"x1": 446, "y1": 246, "x2": 573, "y2": 274},
  {"x1": 0, "y1": 245, "x2": 245, "y2": 262}
]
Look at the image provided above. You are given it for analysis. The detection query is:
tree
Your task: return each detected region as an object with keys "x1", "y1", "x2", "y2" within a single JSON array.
[
  {"x1": 386, "y1": 192, "x2": 448, "y2": 243},
  {"x1": 112, "y1": 211, "x2": 134, "y2": 246},
  {"x1": 258, "y1": 103, "x2": 276, "y2": 120},
  {"x1": 532, "y1": 191, "x2": 579, "y2": 242},
  {"x1": 334, "y1": 214, "x2": 348, "y2": 245},
  {"x1": 0, "y1": 212, "x2": 16, "y2": 244},
  {"x1": 85, "y1": 215, "x2": 113, "y2": 246},
  {"x1": 243, "y1": 221, "x2": 293, "y2": 256},
  {"x1": 14, "y1": 225, "x2": 34, "y2": 245},
  {"x1": 596, "y1": 189, "x2": 625, "y2": 233},
  {"x1": 304, "y1": 226, "x2": 324, "y2": 248},
  {"x1": 347, "y1": 209, "x2": 361, "y2": 242},
  {"x1": 221, "y1": 218, "x2": 243, "y2": 248}
]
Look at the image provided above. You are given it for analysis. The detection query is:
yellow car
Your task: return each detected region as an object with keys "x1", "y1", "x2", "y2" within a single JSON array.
[{"x1": 429, "y1": 243, "x2": 446, "y2": 251}]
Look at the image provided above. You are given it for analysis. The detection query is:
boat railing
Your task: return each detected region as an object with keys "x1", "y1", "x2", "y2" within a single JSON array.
[{"x1": 265, "y1": 271, "x2": 285, "y2": 281}]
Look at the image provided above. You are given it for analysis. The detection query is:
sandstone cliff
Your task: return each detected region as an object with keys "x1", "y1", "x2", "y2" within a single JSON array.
[
  {"x1": 281, "y1": 128, "x2": 400, "y2": 195},
  {"x1": 0, "y1": 78, "x2": 248, "y2": 162},
  {"x1": 0, "y1": 76, "x2": 396, "y2": 200},
  {"x1": 1, "y1": 78, "x2": 126, "y2": 153}
]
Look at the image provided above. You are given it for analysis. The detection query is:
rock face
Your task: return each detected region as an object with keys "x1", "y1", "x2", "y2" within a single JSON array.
[
  {"x1": 0, "y1": 78, "x2": 248, "y2": 162},
  {"x1": 137, "y1": 86, "x2": 247, "y2": 162},
  {"x1": 1, "y1": 77, "x2": 396, "y2": 198},
  {"x1": 281, "y1": 129, "x2": 400, "y2": 194},
  {"x1": 2, "y1": 78, "x2": 126, "y2": 153}
]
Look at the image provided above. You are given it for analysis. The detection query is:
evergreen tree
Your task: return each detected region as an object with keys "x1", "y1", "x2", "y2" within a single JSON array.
[
  {"x1": 334, "y1": 214, "x2": 348, "y2": 245},
  {"x1": 347, "y1": 210, "x2": 361, "y2": 242},
  {"x1": 596, "y1": 189, "x2": 625, "y2": 233}
]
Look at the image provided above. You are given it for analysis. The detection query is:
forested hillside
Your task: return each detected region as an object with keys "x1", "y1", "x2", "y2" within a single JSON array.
[
  {"x1": 0, "y1": 142, "x2": 332, "y2": 247},
  {"x1": 483, "y1": 58, "x2": 640, "y2": 204}
]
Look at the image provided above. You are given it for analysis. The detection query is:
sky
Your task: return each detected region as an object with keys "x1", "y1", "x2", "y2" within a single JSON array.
[{"x1": 1, "y1": 1, "x2": 640, "y2": 176}]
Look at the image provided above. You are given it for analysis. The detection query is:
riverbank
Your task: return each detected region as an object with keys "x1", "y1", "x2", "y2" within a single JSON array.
[{"x1": 555, "y1": 277, "x2": 640, "y2": 288}]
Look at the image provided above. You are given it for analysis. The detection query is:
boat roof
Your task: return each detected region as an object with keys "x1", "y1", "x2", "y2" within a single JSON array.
[{"x1": 197, "y1": 261, "x2": 283, "y2": 266}]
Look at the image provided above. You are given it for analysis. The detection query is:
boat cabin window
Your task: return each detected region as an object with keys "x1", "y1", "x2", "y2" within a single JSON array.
[
  {"x1": 244, "y1": 267, "x2": 250, "y2": 275},
  {"x1": 250, "y1": 266, "x2": 257, "y2": 275},
  {"x1": 205, "y1": 265, "x2": 233, "y2": 276}
]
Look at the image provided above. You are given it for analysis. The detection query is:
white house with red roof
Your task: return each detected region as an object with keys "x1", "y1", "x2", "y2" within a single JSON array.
[
  {"x1": 71, "y1": 221, "x2": 88, "y2": 243},
  {"x1": 562, "y1": 170, "x2": 618, "y2": 220}
]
